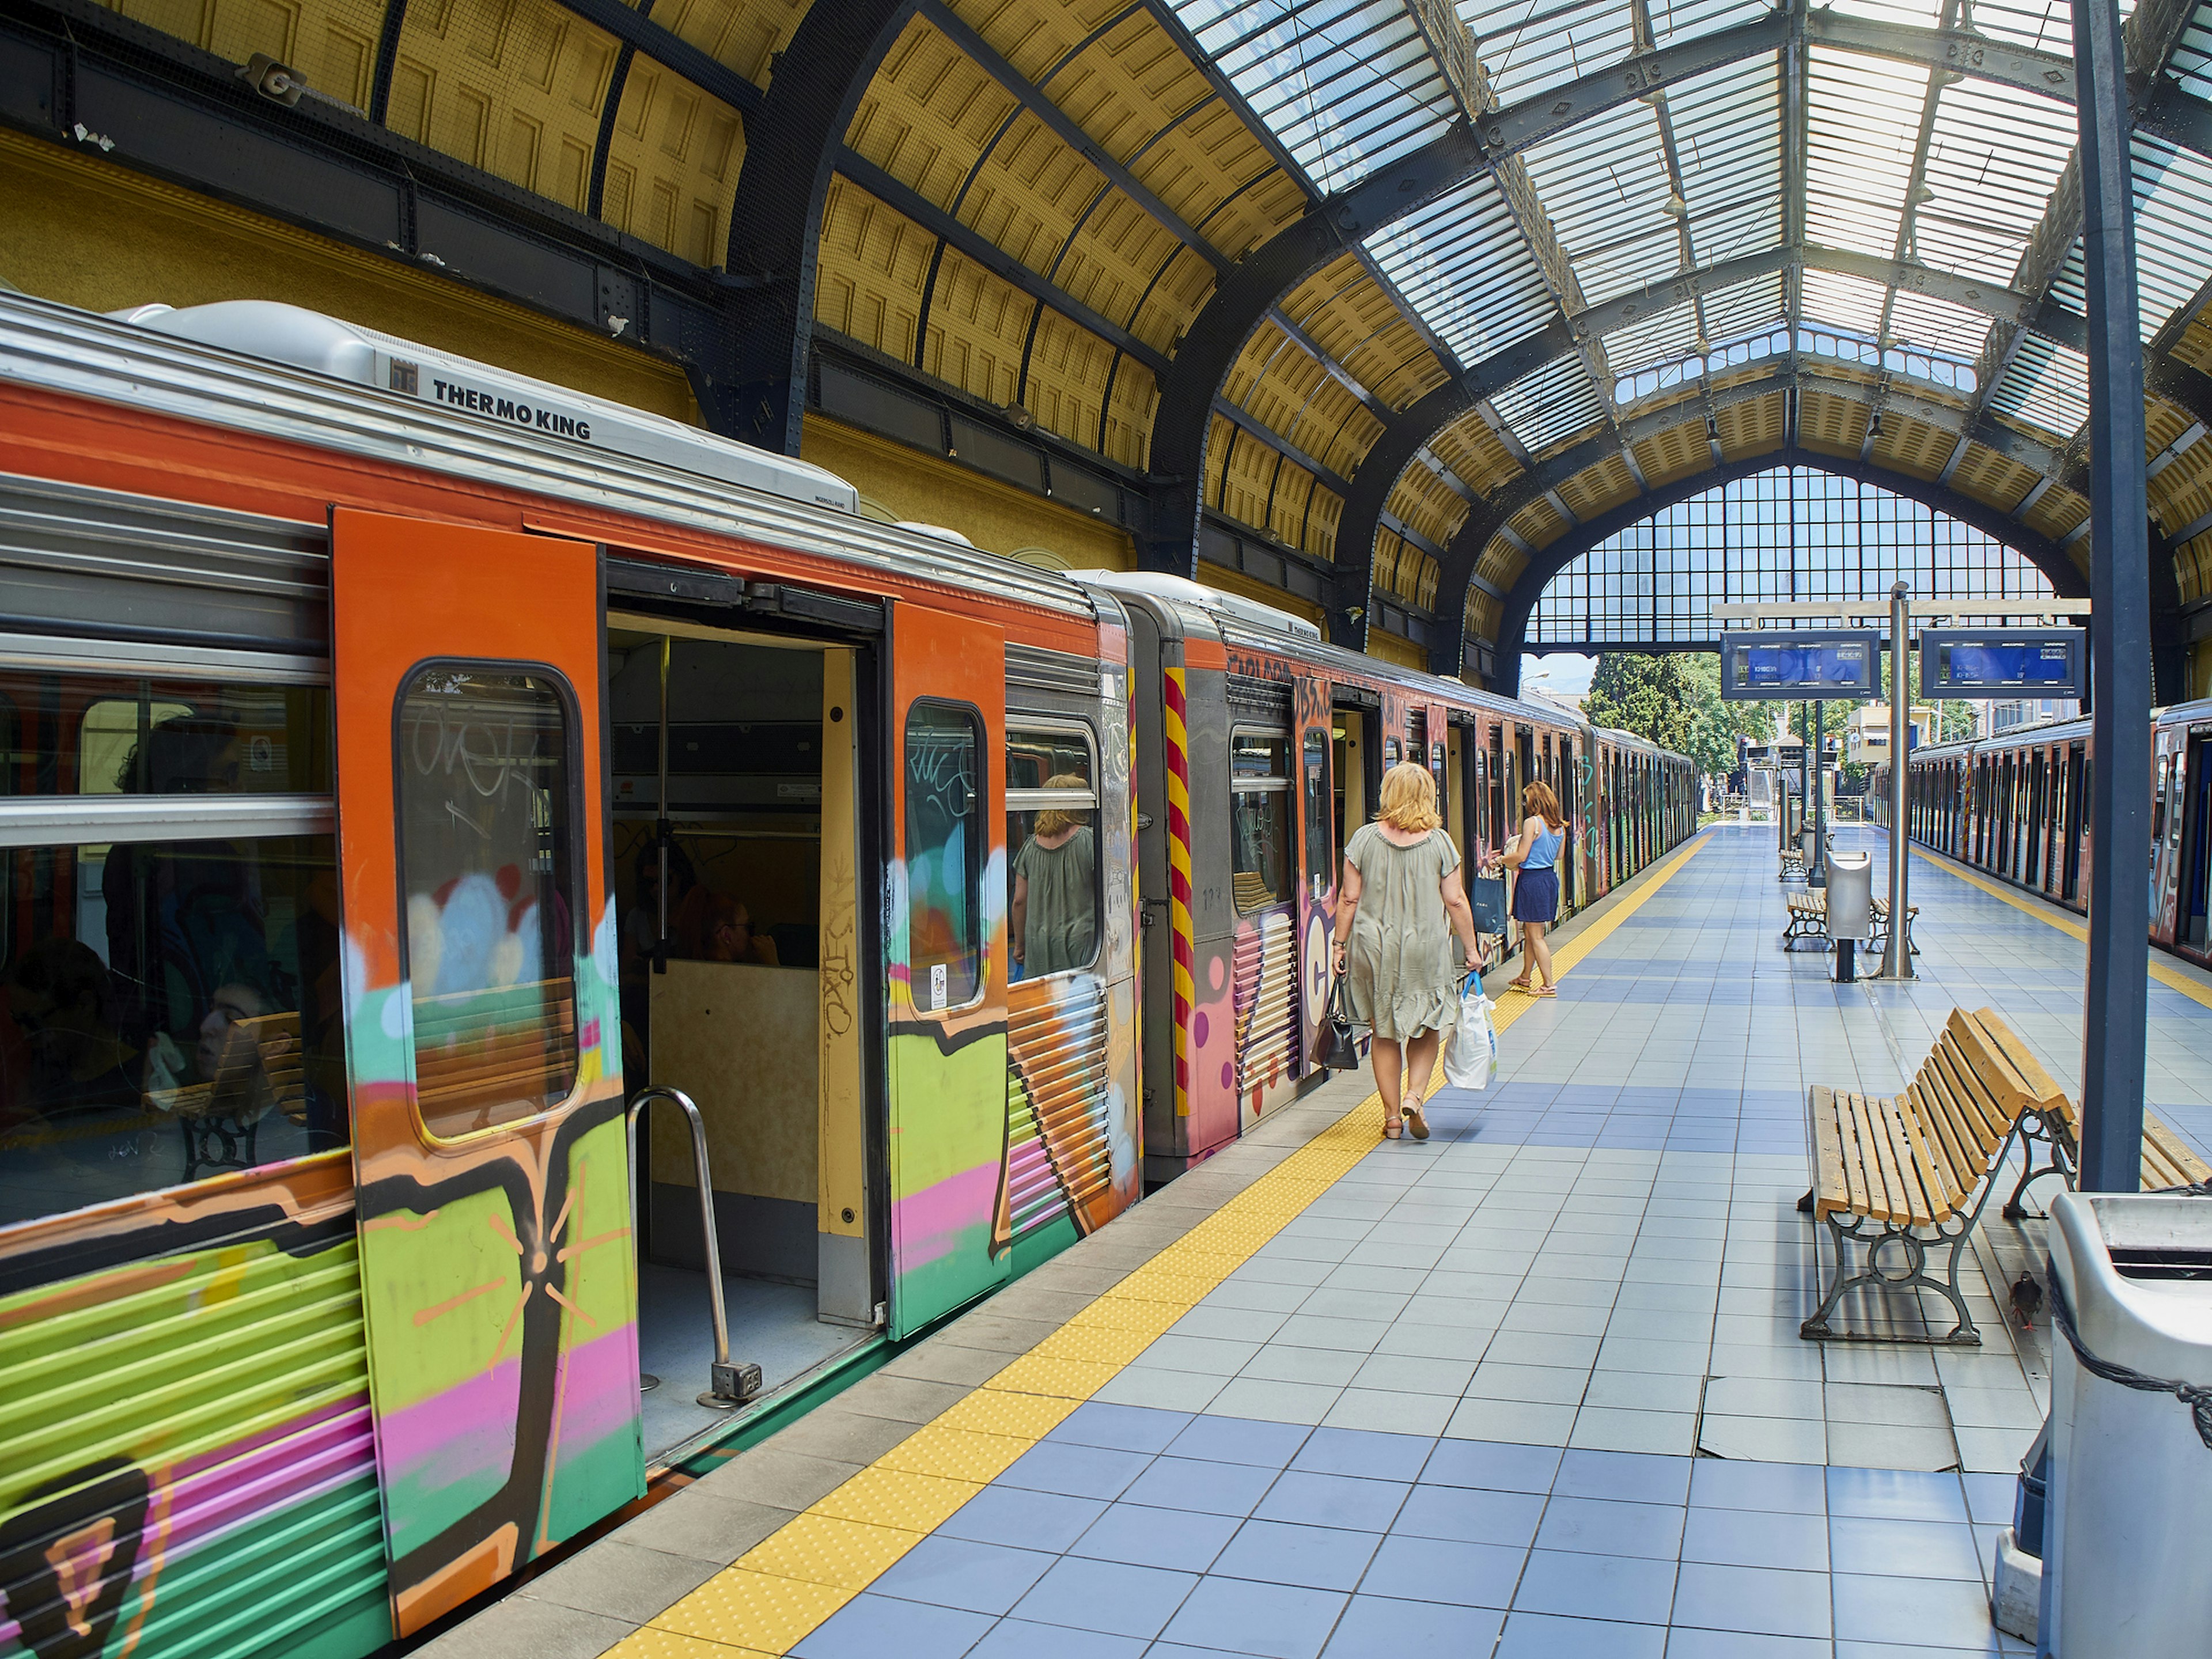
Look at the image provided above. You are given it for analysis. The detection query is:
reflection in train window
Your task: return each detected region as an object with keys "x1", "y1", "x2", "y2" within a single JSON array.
[
  {"x1": 397, "y1": 665, "x2": 579, "y2": 1140},
  {"x1": 906, "y1": 702, "x2": 983, "y2": 1011},
  {"x1": 1006, "y1": 724, "x2": 1100, "y2": 980},
  {"x1": 0, "y1": 670, "x2": 344, "y2": 1227},
  {"x1": 1231, "y1": 730, "x2": 1293, "y2": 913}
]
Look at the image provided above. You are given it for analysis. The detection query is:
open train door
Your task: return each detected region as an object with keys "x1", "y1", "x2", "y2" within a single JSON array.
[
  {"x1": 1295, "y1": 675, "x2": 1335, "y2": 1078},
  {"x1": 887, "y1": 604, "x2": 1008, "y2": 1336},
  {"x1": 331, "y1": 510, "x2": 638, "y2": 1636}
]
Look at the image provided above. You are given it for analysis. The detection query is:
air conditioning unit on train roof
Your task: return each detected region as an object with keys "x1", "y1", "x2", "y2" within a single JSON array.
[
  {"x1": 1067, "y1": 569, "x2": 1322, "y2": 642},
  {"x1": 111, "y1": 300, "x2": 861, "y2": 515}
]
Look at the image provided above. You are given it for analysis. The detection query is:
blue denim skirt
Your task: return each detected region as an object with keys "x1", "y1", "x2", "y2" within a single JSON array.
[{"x1": 1512, "y1": 866, "x2": 1559, "y2": 924}]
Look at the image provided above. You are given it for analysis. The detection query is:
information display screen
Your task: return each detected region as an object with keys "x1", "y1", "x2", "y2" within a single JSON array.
[
  {"x1": 1719, "y1": 631, "x2": 1883, "y2": 700},
  {"x1": 1921, "y1": 628, "x2": 2085, "y2": 697}
]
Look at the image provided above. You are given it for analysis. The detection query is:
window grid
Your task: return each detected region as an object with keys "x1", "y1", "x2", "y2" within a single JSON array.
[{"x1": 1527, "y1": 466, "x2": 2057, "y2": 646}]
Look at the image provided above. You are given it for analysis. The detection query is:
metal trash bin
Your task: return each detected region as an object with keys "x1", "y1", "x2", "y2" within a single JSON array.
[
  {"x1": 1825, "y1": 851, "x2": 1872, "y2": 981},
  {"x1": 2038, "y1": 1191, "x2": 2212, "y2": 1657}
]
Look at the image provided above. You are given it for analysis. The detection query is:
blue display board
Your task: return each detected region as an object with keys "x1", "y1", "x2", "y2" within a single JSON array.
[
  {"x1": 1920, "y1": 628, "x2": 2085, "y2": 697},
  {"x1": 1719, "y1": 631, "x2": 1883, "y2": 700}
]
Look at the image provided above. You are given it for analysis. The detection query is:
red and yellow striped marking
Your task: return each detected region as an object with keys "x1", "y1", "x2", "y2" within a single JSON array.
[{"x1": 1163, "y1": 665, "x2": 1195, "y2": 1118}]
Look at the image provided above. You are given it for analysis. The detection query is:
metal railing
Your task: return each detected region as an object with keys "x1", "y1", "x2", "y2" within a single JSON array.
[{"x1": 626, "y1": 1086, "x2": 761, "y2": 1409}]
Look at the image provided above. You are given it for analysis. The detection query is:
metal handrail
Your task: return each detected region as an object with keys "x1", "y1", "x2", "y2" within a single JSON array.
[{"x1": 626, "y1": 1086, "x2": 759, "y2": 1409}]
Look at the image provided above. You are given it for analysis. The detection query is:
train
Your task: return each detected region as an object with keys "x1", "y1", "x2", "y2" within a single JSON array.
[
  {"x1": 0, "y1": 289, "x2": 1696, "y2": 1659},
  {"x1": 1874, "y1": 699, "x2": 2212, "y2": 969}
]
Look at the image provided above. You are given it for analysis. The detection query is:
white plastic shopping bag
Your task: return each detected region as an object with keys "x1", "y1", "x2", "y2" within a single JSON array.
[{"x1": 1444, "y1": 976, "x2": 1498, "y2": 1092}]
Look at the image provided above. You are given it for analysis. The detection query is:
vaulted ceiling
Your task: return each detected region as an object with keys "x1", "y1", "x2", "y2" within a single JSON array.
[{"x1": 10, "y1": 0, "x2": 2212, "y2": 692}]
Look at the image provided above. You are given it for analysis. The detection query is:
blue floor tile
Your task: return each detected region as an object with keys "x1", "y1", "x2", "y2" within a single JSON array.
[
  {"x1": 1319, "y1": 1595, "x2": 1505, "y2": 1659},
  {"x1": 1679, "y1": 1506, "x2": 1827, "y2": 1574},
  {"x1": 1827, "y1": 1516, "x2": 1986, "y2": 1581},
  {"x1": 791, "y1": 1593, "x2": 994, "y2": 1659},
  {"x1": 967, "y1": 1619, "x2": 1147, "y2": 1659},
  {"x1": 1829, "y1": 1572, "x2": 2012, "y2": 1650},
  {"x1": 1391, "y1": 1482, "x2": 1545, "y2": 1548},
  {"x1": 1157, "y1": 1575, "x2": 1350, "y2": 1659},
  {"x1": 1212, "y1": 1518, "x2": 1381, "y2": 1593},
  {"x1": 1168, "y1": 1415, "x2": 1313, "y2": 1468},
  {"x1": 1495, "y1": 1610, "x2": 1669, "y2": 1659},
  {"x1": 1009, "y1": 1556, "x2": 1199, "y2": 1641},
  {"x1": 941, "y1": 1484, "x2": 1109, "y2": 1552},
  {"x1": 1253, "y1": 1472, "x2": 1412, "y2": 1533},
  {"x1": 1072, "y1": 1503, "x2": 1241, "y2": 1572},
  {"x1": 1121, "y1": 1456, "x2": 1281, "y2": 1518},
  {"x1": 1534, "y1": 1495, "x2": 1687, "y2": 1560},
  {"x1": 1052, "y1": 1401, "x2": 1196, "y2": 1455},
  {"x1": 1354, "y1": 1535, "x2": 1524, "y2": 1608},
  {"x1": 1669, "y1": 1563, "x2": 1832, "y2": 1640},
  {"x1": 1662, "y1": 1631, "x2": 1830, "y2": 1658},
  {"x1": 1513, "y1": 1549, "x2": 1677, "y2": 1625},
  {"x1": 999, "y1": 1440, "x2": 1152, "y2": 1501},
  {"x1": 1290, "y1": 1427, "x2": 1435, "y2": 1483},
  {"x1": 1552, "y1": 1450, "x2": 1693, "y2": 1508},
  {"x1": 869, "y1": 1536, "x2": 1058, "y2": 1616},
  {"x1": 1823, "y1": 1467, "x2": 1968, "y2": 1524}
]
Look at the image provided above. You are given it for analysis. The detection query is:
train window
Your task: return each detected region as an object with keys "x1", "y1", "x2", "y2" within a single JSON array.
[
  {"x1": 397, "y1": 665, "x2": 579, "y2": 1140},
  {"x1": 1006, "y1": 724, "x2": 1100, "y2": 981},
  {"x1": 905, "y1": 702, "x2": 983, "y2": 1011},
  {"x1": 1230, "y1": 730, "x2": 1293, "y2": 912},
  {"x1": 0, "y1": 669, "x2": 342, "y2": 1229},
  {"x1": 1302, "y1": 729, "x2": 1334, "y2": 900}
]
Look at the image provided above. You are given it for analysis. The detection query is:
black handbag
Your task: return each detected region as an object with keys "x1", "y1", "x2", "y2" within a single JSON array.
[
  {"x1": 1469, "y1": 873, "x2": 1509, "y2": 935},
  {"x1": 1310, "y1": 974, "x2": 1360, "y2": 1072}
]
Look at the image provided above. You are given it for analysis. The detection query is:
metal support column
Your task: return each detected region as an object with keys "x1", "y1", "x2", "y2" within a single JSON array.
[
  {"x1": 1810, "y1": 701, "x2": 1827, "y2": 887},
  {"x1": 2074, "y1": 0, "x2": 2152, "y2": 1191},
  {"x1": 1880, "y1": 583, "x2": 1914, "y2": 978}
]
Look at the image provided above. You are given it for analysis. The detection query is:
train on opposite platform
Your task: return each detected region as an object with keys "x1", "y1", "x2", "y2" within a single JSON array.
[
  {"x1": 1873, "y1": 698, "x2": 2212, "y2": 971},
  {"x1": 0, "y1": 289, "x2": 1696, "y2": 1659}
]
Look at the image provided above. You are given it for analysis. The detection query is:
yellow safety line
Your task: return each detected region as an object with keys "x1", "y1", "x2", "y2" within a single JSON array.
[
  {"x1": 1910, "y1": 846, "x2": 2212, "y2": 1013},
  {"x1": 612, "y1": 834, "x2": 1714, "y2": 1658}
]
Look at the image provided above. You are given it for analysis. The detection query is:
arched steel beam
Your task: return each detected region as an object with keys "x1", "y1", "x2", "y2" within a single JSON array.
[
  {"x1": 711, "y1": 0, "x2": 918, "y2": 451},
  {"x1": 1142, "y1": 14, "x2": 2088, "y2": 576},
  {"x1": 1461, "y1": 448, "x2": 2088, "y2": 696}
]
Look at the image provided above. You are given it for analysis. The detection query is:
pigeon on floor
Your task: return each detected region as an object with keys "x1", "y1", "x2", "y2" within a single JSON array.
[{"x1": 2011, "y1": 1271, "x2": 2043, "y2": 1330}]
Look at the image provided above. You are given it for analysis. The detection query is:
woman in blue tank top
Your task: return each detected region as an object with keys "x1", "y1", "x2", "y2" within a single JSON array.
[{"x1": 1483, "y1": 781, "x2": 1568, "y2": 996}]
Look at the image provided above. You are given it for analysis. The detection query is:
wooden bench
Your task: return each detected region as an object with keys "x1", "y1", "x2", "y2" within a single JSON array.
[
  {"x1": 1782, "y1": 890, "x2": 1828, "y2": 949},
  {"x1": 1868, "y1": 896, "x2": 1920, "y2": 957},
  {"x1": 1778, "y1": 847, "x2": 1807, "y2": 882},
  {"x1": 1801, "y1": 1007, "x2": 2067, "y2": 1347},
  {"x1": 1998, "y1": 1032, "x2": 2212, "y2": 1215}
]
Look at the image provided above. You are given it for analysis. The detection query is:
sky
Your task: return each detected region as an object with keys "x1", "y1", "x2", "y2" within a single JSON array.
[{"x1": 1524, "y1": 652, "x2": 1595, "y2": 695}]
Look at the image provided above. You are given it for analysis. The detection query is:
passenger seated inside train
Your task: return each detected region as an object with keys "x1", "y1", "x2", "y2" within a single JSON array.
[{"x1": 1010, "y1": 773, "x2": 1096, "y2": 980}]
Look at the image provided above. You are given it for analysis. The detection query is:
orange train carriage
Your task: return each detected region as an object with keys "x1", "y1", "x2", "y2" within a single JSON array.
[{"x1": 0, "y1": 291, "x2": 1694, "y2": 1659}]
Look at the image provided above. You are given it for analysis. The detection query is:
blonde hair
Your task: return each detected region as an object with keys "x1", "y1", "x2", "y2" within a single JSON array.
[
  {"x1": 1376, "y1": 762, "x2": 1441, "y2": 834},
  {"x1": 1522, "y1": 780, "x2": 1566, "y2": 830},
  {"x1": 1034, "y1": 772, "x2": 1090, "y2": 838}
]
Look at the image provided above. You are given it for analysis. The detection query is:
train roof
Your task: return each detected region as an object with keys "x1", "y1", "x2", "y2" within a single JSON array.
[{"x1": 0, "y1": 291, "x2": 1100, "y2": 623}]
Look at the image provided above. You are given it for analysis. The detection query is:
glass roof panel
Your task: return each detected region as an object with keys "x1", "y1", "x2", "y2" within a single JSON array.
[
  {"x1": 1603, "y1": 298, "x2": 1705, "y2": 377},
  {"x1": 1990, "y1": 334, "x2": 2091, "y2": 436},
  {"x1": 1365, "y1": 174, "x2": 1560, "y2": 362},
  {"x1": 1884, "y1": 288, "x2": 1999, "y2": 361},
  {"x1": 1698, "y1": 272, "x2": 1789, "y2": 342},
  {"x1": 1168, "y1": 0, "x2": 1457, "y2": 192},
  {"x1": 1456, "y1": 0, "x2": 1638, "y2": 108},
  {"x1": 2173, "y1": 2, "x2": 2212, "y2": 99},
  {"x1": 1799, "y1": 267, "x2": 1892, "y2": 337},
  {"x1": 1805, "y1": 48, "x2": 1928, "y2": 258},
  {"x1": 2128, "y1": 134, "x2": 2212, "y2": 339},
  {"x1": 1669, "y1": 57, "x2": 1785, "y2": 266},
  {"x1": 1823, "y1": 0, "x2": 1944, "y2": 29},
  {"x1": 1911, "y1": 79, "x2": 2078, "y2": 285},
  {"x1": 1492, "y1": 351, "x2": 1608, "y2": 451},
  {"x1": 1521, "y1": 101, "x2": 1677, "y2": 305}
]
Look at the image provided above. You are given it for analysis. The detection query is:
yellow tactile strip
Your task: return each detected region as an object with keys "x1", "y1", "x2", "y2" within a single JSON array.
[
  {"x1": 1912, "y1": 844, "x2": 2212, "y2": 1012},
  {"x1": 611, "y1": 832, "x2": 1713, "y2": 1657}
]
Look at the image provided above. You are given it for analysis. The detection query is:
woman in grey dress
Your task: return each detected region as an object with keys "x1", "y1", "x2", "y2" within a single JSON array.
[
  {"x1": 1011, "y1": 774, "x2": 1098, "y2": 978},
  {"x1": 1330, "y1": 763, "x2": 1484, "y2": 1140}
]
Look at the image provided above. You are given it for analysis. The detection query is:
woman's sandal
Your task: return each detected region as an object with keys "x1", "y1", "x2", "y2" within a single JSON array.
[
  {"x1": 1404, "y1": 1099, "x2": 1430, "y2": 1141},
  {"x1": 1382, "y1": 1114, "x2": 1404, "y2": 1140},
  {"x1": 1508, "y1": 976, "x2": 1533, "y2": 991},
  {"x1": 1532, "y1": 984, "x2": 1558, "y2": 997}
]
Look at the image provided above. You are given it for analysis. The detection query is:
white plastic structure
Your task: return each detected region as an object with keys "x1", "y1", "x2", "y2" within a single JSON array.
[
  {"x1": 1069, "y1": 568, "x2": 1324, "y2": 641},
  {"x1": 115, "y1": 301, "x2": 861, "y2": 514},
  {"x1": 2039, "y1": 1190, "x2": 2212, "y2": 1657}
]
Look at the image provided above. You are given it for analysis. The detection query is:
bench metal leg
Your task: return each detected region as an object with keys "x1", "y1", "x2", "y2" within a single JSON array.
[
  {"x1": 1801, "y1": 1210, "x2": 1982, "y2": 1347},
  {"x1": 2001, "y1": 1116, "x2": 2075, "y2": 1220}
]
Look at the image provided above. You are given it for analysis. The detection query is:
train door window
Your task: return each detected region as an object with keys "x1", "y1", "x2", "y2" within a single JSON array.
[
  {"x1": 1407, "y1": 711, "x2": 1425, "y2": 772},
  {"x1": 906, "y1": 702, "x2": 984, "y2": 1011},
  {"x1": 1302, "y1": 729, "x2": 1334, "y2": 899},
  {"x1": 1006, "y1": 724, "x2": 1100, "y2": 980},
  {"x1": 398, "y1": 665, "x2": 578, "y2": 1138},
  {"x1": 2186, "y1": 734, "x2": 2211, "y2": 951},
  {"x1": 1431, "y1": 740, "x2": 1450, "y2": 830},
  {"x1": 1382, "y1": 736, "x2": 1402, "y2": 768},
  {"x1": 0, "y1": 666, "x2": 340, "y2": 1229},
  {"x1": 1488, "y1": 727, "x2": 1506, "y2": 846},
  {"x1": 1230, "y1": 730, "x2": 1294, "y2": 912}
]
